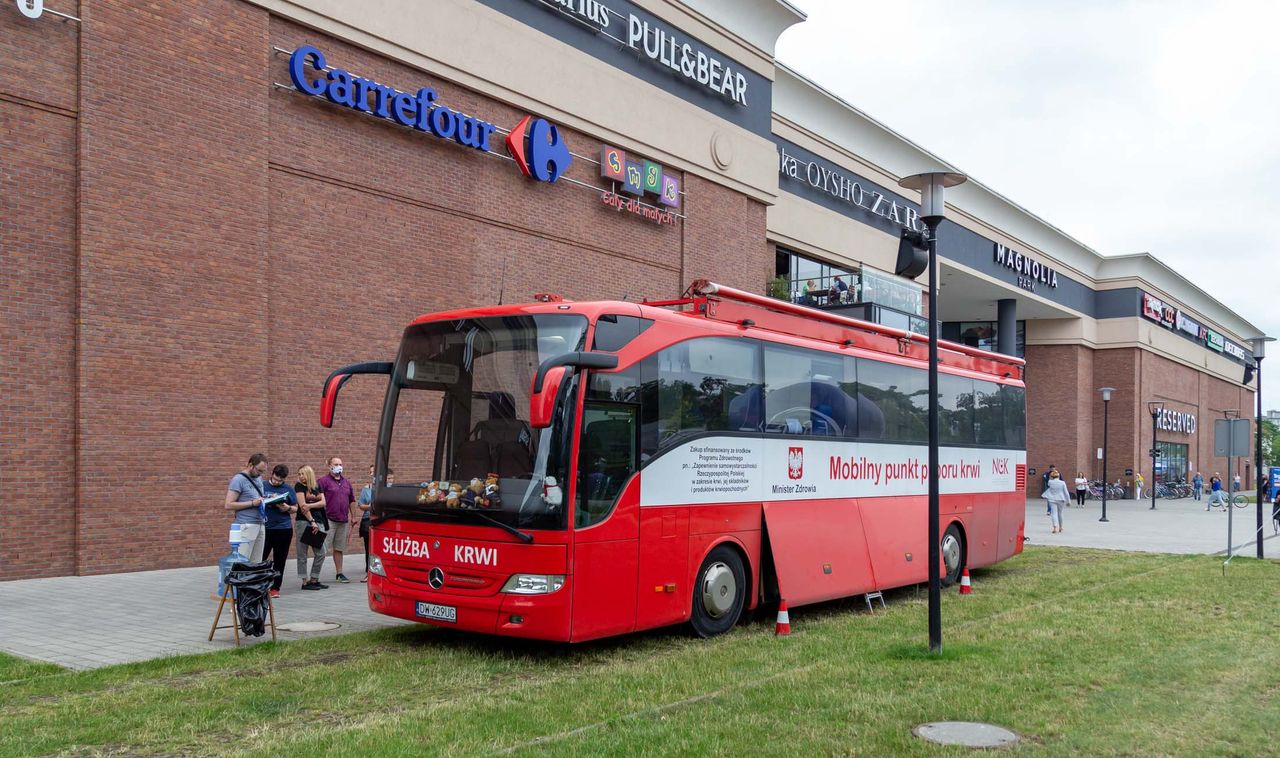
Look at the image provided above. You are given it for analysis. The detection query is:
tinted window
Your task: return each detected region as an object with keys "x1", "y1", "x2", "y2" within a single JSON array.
[
  {"x1": 592, "y1": 315, "x2": 653, "y2": 352},
  {"x1": 938, "y1": 374, "x2": 975, "y2": 445},
  {"x1": 576, "y1": 402, "x2": 637, "y2": 528},
  {"x1": 1002, "y1": 385, "x2": 1027, "y2": 448},
  {"x1": 974, "y1": 381, "x2": 1006, "y2": 446},
  {"x1": 856, "y1": 359, "x2": 928, "y2": 442},
  {"x1": 762, "y1": 344, "x2": 855, "y2": 436},
  {"x1": 641, "y1": 338, "x2": 762, "y2": 454}
]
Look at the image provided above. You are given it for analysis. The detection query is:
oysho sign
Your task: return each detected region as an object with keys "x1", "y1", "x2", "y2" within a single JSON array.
[
  {"x1": 995, "y1": 244, "x2": 1059, "y2": 291},
  {"x1": 778, "y1": 145, "x2": 924, "y2": 232},
  {"x1": 1155, "y1": 408, "x2": 1197, "y2": 435}
]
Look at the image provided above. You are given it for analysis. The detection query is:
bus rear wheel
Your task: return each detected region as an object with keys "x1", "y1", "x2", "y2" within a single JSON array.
[
  {"x1": 690, "y1": 546, "x2": 745, "y2": 638},
  {"x1": 940, "y1": 524, "x2": 965, "y2": 587}
]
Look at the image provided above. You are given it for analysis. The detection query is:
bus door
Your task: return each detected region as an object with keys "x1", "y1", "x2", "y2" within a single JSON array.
[{"x1": 571, "y1": 399, "x2": 640, "y2": 641}]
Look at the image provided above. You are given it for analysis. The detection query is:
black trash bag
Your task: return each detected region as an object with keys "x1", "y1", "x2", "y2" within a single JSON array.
[{"x1": 227, "y1": 560, "x2": 275, "y2": 637}]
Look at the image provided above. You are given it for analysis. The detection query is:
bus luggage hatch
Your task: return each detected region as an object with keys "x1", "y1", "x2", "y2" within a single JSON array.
[{"x1": 762, "y1": 500, "x2": 878, "y2": 607}]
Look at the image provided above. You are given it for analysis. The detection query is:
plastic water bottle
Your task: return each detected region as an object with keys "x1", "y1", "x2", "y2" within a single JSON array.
[{"x1": 215, "y1": 525, "x2": 247, "y2": 599}]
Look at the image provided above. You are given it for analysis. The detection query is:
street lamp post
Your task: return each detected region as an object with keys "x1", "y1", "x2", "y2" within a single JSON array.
[
  {"x1": 1100, "y1": 388, "x2": 1114, "y2": 522},
  {"x1": 1250, "y1": 336, "x2": 1274, "y2": 559},
  {"x1": 899, "y1": 169, "x2": 966, "y2": 656},
  {"x1": 1148, "y1": 401, "x2": 1164, "y2": 510}
]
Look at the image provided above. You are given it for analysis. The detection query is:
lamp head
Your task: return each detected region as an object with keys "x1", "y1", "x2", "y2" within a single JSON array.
[
  {"x1": 1148, "y1": 400, "x2": 1165, "y2": 418},
  {"x1": 1250, "y1": 335, "x2": 1274, "y2": 360},
  {"x1": 898, "y1": 171, "x2": 967, "y2": 222},
  {"x1": 1099, "y1": 387, "x2": 1115, "y2": 402}
]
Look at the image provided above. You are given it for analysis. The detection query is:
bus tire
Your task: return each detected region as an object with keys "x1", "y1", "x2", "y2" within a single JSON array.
[
  {"x1": 940, "y1": 523, "x2": 966, "y2": 587},
  {"x1": 690, "y1": 545, "x2": 745, "y2": 638}
]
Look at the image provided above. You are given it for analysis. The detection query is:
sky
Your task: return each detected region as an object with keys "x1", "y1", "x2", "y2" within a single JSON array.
[{"x1": 775, "y1": 0, "x2": 1278, "y2": 412}]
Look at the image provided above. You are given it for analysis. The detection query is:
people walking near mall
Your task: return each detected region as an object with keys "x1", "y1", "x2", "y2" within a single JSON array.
[
  {"x1": 294, "y1": 465, "x2": 329, "y2": 590},
  {"x1": 1192, "y1": 471, "x2": 1204, "y2": 501},
  {"x1": 1044, "y1": 471, "x2": 1070, "y2": 534},
  {"x1": 1134, "y1": 471, "x2": 1145, "y2": 501},
  {"x1": 1206, "y1": 473, "x2": 1224, "y2": 510},
  {"x1": 319, "y1": 456, "x2": 356, "y2": 583},
  {"x1": 1074, "y1": 471, "x2": 1088, "y2": 507},
  {"x1": 1043, "y1": 464, "x2": 1058, "y2": 512},
  {"x1": 261, "y1": 464, "x2": 298, "y2": 598},
  {"x1": 224, "y1": 453, "x2": 268, "y2": 562}
]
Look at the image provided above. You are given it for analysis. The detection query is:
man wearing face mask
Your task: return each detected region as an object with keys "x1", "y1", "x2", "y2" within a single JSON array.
[
  {"x1": 224, "y1": 453, "x2": 269, "y2": 562},
  {"x1": 318, "y1": 456, "x2": 356, "y2": 583}
]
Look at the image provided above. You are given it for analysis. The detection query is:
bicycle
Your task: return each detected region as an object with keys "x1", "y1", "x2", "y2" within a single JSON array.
[{"x1": 1207, "y1": 493, "x2": 1248, "y2": 510}]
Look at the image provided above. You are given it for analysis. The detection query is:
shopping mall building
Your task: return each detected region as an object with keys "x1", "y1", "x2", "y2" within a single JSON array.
[{"x1": 2, "y1": 0, "x2": 1263, "y2": 579}]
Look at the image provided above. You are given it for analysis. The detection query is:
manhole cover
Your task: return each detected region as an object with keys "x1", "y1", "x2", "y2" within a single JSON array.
[
  {"x1": 914, "y1": 721, "x2": 1019, "y2": 748},
  {"x1": 276, "y1": 621, "x2": 341, "y2": 633}
]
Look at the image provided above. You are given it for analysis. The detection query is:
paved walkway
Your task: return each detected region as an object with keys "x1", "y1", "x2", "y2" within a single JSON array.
[
  {"x1": 0, "y1": 566, "x2": 409, "y2": 671},
  {"x1": 1025, "y1": 496, "x2": 1279, "y2": 555},
  {"x1": 2, "y1": 498, "x2": 1276, "y2": 671}
]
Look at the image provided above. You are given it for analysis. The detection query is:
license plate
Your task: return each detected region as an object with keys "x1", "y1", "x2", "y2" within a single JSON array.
[{"x1": 416, "y1": 601, "x2": 457, "y2": 623}]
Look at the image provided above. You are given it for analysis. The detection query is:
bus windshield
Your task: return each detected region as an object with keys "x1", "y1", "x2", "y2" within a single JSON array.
[{"x1": 376, "y1": 314, "x2": 587, "y2": 531}]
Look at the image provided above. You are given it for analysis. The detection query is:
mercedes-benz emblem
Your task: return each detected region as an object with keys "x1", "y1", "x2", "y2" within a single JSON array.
[{"x1": 428, "y1": 567, "x2": 445, "y2": 589}]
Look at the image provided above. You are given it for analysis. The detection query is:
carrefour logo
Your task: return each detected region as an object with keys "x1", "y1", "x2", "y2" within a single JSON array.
[{"x1": 505, "y1": 115, "x2": 572, "y2": 183}]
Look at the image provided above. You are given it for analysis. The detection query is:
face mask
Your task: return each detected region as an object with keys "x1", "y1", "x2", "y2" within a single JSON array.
[{"x1": 331, "y1": 465, "x2": 343, "y2": 476}]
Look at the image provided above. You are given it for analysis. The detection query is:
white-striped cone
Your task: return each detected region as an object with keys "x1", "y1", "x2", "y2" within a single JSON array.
[
  {"x1": 775, "y1": 600, "x2": 791, "y2": 636},
  {"x1": 959, "y1": 569, "x2": 973, "y2": 595}
]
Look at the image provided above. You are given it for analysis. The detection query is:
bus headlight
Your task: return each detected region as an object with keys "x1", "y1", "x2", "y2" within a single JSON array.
[
  {"x1": 369, "y1": 554, "x2": 387, "y2": 577},
  {"x1": 500, "y1": 574, "x2": 566, "y2": 595}
]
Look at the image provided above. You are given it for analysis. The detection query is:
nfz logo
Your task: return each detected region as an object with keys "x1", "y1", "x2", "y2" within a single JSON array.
[
  {"x1": 787, "y1": 447, "x2": 804, "y2": 480},
  {"x1": 993, "y1": 458, "x2": 1010, "y2": 475},
  {"x1": 506, "y1": 115, "x2": 572, "y2": 183}
]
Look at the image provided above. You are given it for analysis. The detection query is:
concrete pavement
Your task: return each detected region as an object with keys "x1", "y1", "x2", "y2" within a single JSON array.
[
  {"x1": 2, "y1": 497, "x2": 1276, "y2": 671},
  {"x1": 1025, "y1": 495, "x2": 1279, "y2": 555},
  {"x1": 0, "y1": 565, "x2": 409, "y2": 671}
]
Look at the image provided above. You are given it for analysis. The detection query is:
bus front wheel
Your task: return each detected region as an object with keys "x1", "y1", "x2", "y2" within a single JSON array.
[
  {"x1": 940, "y1": 523, "x2": 966, "y2": 587},
  {"x1": 690, "y1": 545, "x2": 745, "y2": 638}
]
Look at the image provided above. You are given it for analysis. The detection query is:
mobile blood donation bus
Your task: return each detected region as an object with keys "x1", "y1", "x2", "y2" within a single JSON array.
[{"x1": 321, "y1": 280, "x2": 1027, "y2": 641}]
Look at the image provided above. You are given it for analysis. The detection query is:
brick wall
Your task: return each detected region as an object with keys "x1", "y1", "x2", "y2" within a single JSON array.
[{"x1": 0, "y1": 2, "x2": 79, "y2": 579}]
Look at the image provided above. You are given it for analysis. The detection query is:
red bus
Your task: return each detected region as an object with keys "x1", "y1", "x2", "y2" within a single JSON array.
[{"x1": 322, "y1": 280, "x2": 1026, "y2": 641}]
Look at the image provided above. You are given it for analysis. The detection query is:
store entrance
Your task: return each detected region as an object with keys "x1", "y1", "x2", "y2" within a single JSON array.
[{"x1": 1156, "y1": 441, "x2": 1188, "y2": 483}]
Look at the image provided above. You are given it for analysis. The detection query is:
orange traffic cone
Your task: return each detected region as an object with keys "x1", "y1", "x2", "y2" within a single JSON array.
[
  {"x1": 958, "y1": 569, "x2": 973, "y2": 595},
  {"x1": 775, "y1": 600, "x2": 791, "y2": 636}
]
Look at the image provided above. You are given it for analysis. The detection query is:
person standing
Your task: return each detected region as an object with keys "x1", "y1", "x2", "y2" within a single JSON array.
[
  {"x1": 224, "y1": 453, "x2": 268, "y2": 562},
  {"x1": 1043, "y1": 471, "x2": 1070, "y2": 534},
  {"x1": 1192, "y1": 472, "x2": 1204, "y2": 501},
  {"x1": 1073, "y1": 471, "x2": 1088, "y2": 507},
  {"x1": 1043, "y1": 464, "x2": 1058, "y2": 513},
  {"x1": 261, "y1": 464, "x2": 298, "y2": 599},
  {"x1": 294, "y1": 464, "x2": 328, "y2": 590},
  {"x1": 1134, "y1": 471, "x2": 1145, "y2": 501},
  {"x1": 1232, "y1": 473, "x2": 1241, "y2": 493},
  {"x1": 319, "y1": 456, "x2": 356, "y2": 583},
  {"x1": 357, "y1": 467, "x2": 393, "y2": 583}
]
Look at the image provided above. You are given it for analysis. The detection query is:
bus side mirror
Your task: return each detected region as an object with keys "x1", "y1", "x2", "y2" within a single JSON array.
[
  {"x1": 529, "y1": 351, "x2": 619, "y2": 429},
  {"x1": 530, "y1": 366, "x2": 567, "y2": 429},
  {"x1": 320, "y1": 361, "x2": 393, "y2": 428}
]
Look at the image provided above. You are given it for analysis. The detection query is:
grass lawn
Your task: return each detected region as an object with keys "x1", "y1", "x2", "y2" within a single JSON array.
[{"x1": 1, "y1": 547, "x2": 1277, "y2": 756}]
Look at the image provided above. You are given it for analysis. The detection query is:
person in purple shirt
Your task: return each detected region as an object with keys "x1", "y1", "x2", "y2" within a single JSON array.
[{"x1": 318, "y1": 456, "x2": 356, "y2": 583}]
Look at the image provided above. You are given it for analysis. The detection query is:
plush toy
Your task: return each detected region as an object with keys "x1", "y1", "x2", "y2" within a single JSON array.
[
  {"x1": 461, "y1": 477, "x2": 484, "y2": 509},
  {"x1": 444, "y1": 482, "x2": 463, "y2": 508},
  {"x1": 418, "y1": 481, "x2": 441, "y2": 504},
  {"x1": 483, "y1": 473, "x2": 501, "y2": 509}
]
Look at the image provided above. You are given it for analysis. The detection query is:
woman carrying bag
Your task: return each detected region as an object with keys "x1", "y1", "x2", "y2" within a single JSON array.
[
  {"x1": 1044, "y1": 470, "x2": 1071, "y2": 534},
  {"x1": 294, "y1": 465, "x2": 329, "y2": 590}
]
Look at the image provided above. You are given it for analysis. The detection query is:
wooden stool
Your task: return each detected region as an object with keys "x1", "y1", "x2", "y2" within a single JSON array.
[{"x1": 208, "y1": 585, "x2": 277, "y2": 645}]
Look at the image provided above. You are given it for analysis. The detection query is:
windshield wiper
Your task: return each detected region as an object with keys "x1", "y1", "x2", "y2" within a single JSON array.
[
  {"x1": 372, "y1": 505, "x2": 534, "y2": 543},
  {"x1": 458, "y1": 509, "x2": 534, "y2": 543}
]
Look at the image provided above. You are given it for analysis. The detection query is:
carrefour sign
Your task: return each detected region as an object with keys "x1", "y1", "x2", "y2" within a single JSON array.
[
  {"x1": 285, "y1": 46, "x2": 571, "y2": 183},
  {"x1": 288, "y1": 46, "x2": 499, "y2": 152}
]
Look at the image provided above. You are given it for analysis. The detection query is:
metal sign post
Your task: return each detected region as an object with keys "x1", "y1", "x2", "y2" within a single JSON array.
[{"x1": 1214, "y1": 417, "x2": 1250, "y2": 557}]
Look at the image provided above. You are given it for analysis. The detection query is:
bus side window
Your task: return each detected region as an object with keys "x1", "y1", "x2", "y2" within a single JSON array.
[
  {"x1": 576, "y1": 402, "x2": 638, "y2": 528},
  {"x1": 592, "y1": 315, "x2": 653, "y2": 352}
]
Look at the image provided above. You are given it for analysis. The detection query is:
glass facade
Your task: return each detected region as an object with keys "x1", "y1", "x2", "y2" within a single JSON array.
[
  {"x1": 1155, "y1": 441, "x2": 1188, "y2": 483},
  {"x1": 774, "y1": 248, "x2": 923, "y2": 318},
  {"x1": 944, "y1": 320, "x2": 1026, "y2": 359}
]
